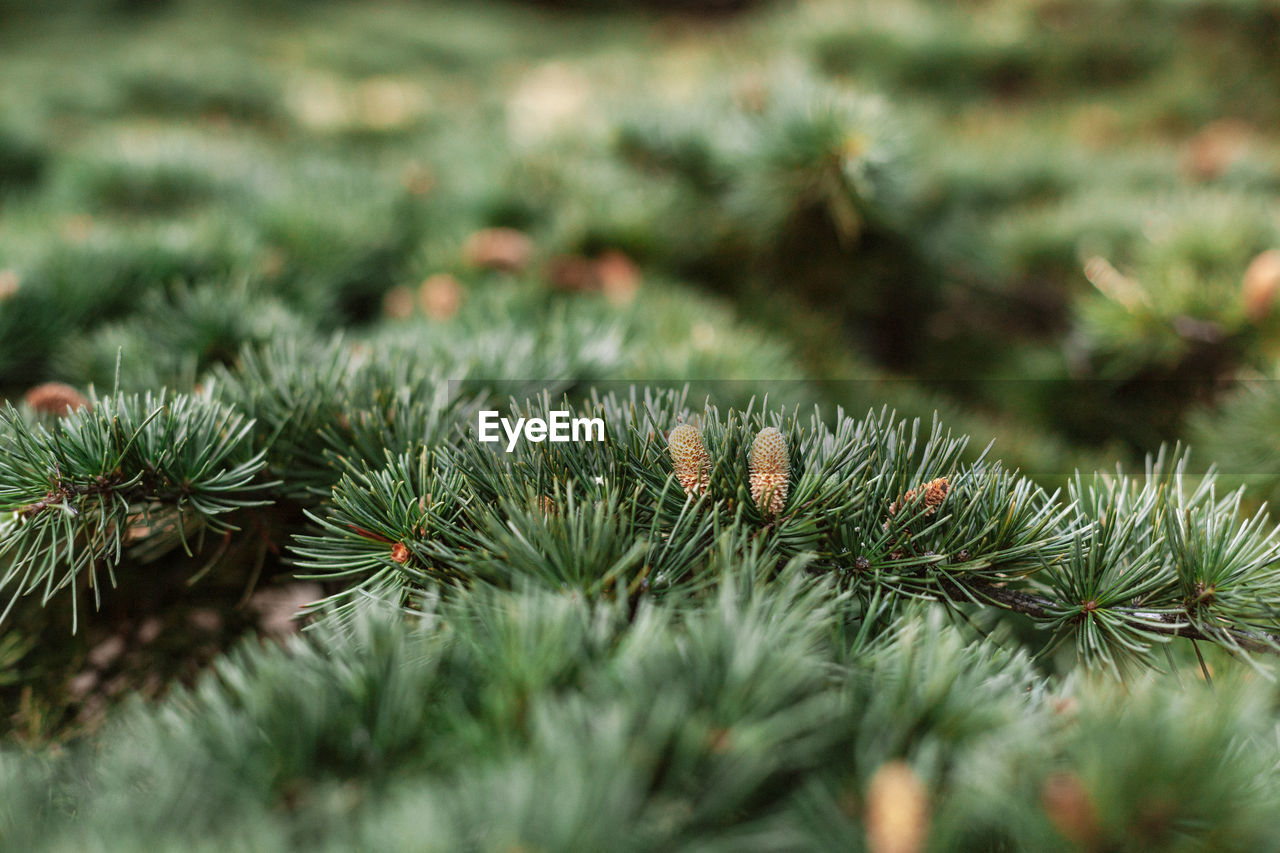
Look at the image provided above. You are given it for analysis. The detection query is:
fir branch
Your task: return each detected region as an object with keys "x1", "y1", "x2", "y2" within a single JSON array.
[
  {"x1": 941, "y1": 576, "x2": 1280, "y2": 656},
  {"x1": 285, "y1": 389, "x2": 1280, "y2": 672},
  {"x1": 0, "y1": 390, "x2": 270, "y2": 630}
]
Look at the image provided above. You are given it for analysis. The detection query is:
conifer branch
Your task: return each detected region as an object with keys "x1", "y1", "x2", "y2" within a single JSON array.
[
  {"x1": 0, "y1": 390, "x2": 270, "y2": 630},
  {"x1": 288, "y1": 390, "x2": 1280, "y2": 672},
  {"x1": 941, "y1": 577, "x2": 1280, "y2": 656}
]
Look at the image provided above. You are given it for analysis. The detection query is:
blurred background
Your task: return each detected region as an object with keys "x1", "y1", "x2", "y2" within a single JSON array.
[
  {"x1": 3, "y1": 0, "x2": 1279, "y2": 477},
  {"x1": 1, "y1": 1, "x2": 1280, "y2": 722}
]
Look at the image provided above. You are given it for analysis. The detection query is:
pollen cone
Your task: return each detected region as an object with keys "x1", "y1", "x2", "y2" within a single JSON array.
[
  {"x1": 668, "y1": 423, "x2": 710, "y2": 496},
  {"x1": 749, "y1": 426, "x2": 789, "y2": 516},
  {"x1": 866, "y1": 761, "x2": 929, "y2": 853}
]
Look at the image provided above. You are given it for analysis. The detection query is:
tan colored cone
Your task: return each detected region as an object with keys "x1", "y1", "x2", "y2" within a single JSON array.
[
  {"x1": 749, "y1": 426, "x2": 789, "y2": 516},
  {"x1": 865, "y1": 761, "x2": 929, "y2": 853},
  {"x1": 668, "y1": 423, "x2": 710, "y2": 497}
]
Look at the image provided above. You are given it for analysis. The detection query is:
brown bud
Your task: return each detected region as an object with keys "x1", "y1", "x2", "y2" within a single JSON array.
[
  {"x1": 865, "y1": 761, "x2": 929, "y2": 853},
  {"x1": 1041, "y1": 771, "x2": 1100, "y2": 847},
  {"x1": 545, "y1": 254, "x2": 601, "y2": 293},
  {"x1": 668, "y1": 423, "x2": 710, "y2": 496},
  {"x1": 389, "y1": 542, "x2": 411, "y2": 564},
  {"x1": 24, "y1": 382, "x2": 90, "y2": 417},
  {"x1": 382, "y1": 285, "x2": 416, "y2": 319},
  {"x1": 597, "y1": 250, "x2": 641, "y2": 306},
  {"x1": 1181, "y1": 118, "x2": 1253, "y2": 182},
  {"x1": 921, "y1": 477, "x2": 950, "y2": 510},
  {"x1": 419, "y1": 273, "x2": 464, "y2": 321},
  {"x1": 889, "y1": 477, "x2": 950, "y2": 517},
  {"x1": 463, "y1": 227, "x2": 533, "y2": 273},
  {"x1": 1242, "y1": 249, "x2": 1280, "y2": 322},
  {"x1": 749, "y1": 427, "x2": 789, "y2": 517}
]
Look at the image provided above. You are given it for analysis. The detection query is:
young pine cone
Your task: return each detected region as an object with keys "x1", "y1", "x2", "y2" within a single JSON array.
[
  {"x1": 888, "y1": 477, "x2": 950, "y2": 518},
  {"x1": 668, "y1": 423, "x2": 710, "y2": 496},
  {"x1": 749, "y1": 426, "x2": 789, "y2": 517}
]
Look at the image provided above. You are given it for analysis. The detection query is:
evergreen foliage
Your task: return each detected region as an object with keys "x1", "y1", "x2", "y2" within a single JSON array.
[
  {"x1": 6, "y1": 590, "x2": 1280, "y2": 851},
  {"x1": 3, "y1": 0, "x2": 1280, "y2": 848},
  {"x1": 0, "y1": 389, "x2": 267, "y2": 630}
]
